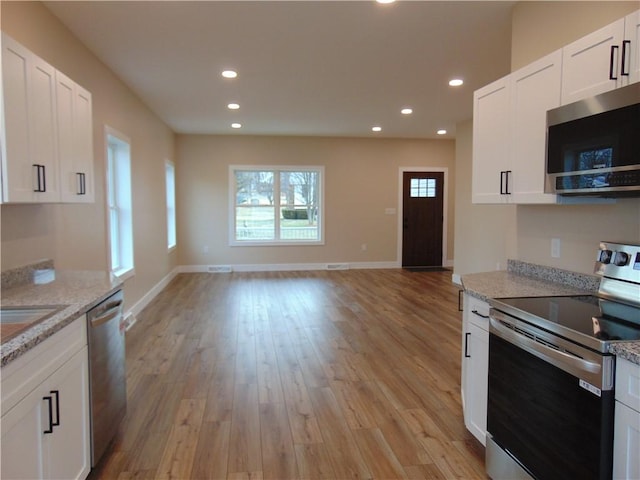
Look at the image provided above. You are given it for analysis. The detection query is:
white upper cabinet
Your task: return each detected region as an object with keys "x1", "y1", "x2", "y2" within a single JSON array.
[
  {"x1": 509, "y1": 50, "x2": 562, "y2": 204},
  {"x1": 1, "y1": 32, "x2": 94, "y2": 204},
  {"x1": 472, "y1": 76, "x2": 511, "y2": 204},
  {"x1": 2, "y1": 34, "x2": 60, "y2": 203},
  {"x1": 56, "y1": 71, "x2": 94, "y2": 203},
  {"x1": 472, "y1": 50, "x2": 562, "y2": 205},
  {"x1": 562, "y1": 11, "x2": 640, "y2": 105},
  {"x1": 472, "y1": 9, "x2": 638, "y2": 206},
  {"x1": 626, "y1": 10, "x2": 640, "y2": 85}
]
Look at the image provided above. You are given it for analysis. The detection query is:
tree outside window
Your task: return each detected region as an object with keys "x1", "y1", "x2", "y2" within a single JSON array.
[{"x1": 230, "y1": 166, "x2": 324, "y2": 245}]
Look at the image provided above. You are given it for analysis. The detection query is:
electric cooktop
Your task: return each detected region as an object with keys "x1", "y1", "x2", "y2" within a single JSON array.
[
  {"x1": 490, "y1": 295, "x2": 640, "y2": 353},
  {"x1": 491, "y1": 242, "x2": 640, "y2": 353}
]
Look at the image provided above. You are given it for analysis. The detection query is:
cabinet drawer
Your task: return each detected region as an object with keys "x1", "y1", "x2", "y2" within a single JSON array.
[
  {"x1": 1, "y1": 317, "x2": 87, "y2": 415},
  {"x1": 616, "y1": 357, "x2": 640, "y2": 412},
  {"x1": 466, "y1": 294, "x2": 490, "y2": 331}
]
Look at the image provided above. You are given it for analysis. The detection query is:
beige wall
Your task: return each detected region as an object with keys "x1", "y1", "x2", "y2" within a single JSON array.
[
  {"x1": 452, "y1": 120, "x2": 517, "y2": 276},
  {"x1": 511, "y1": 1, "x2": 639, "y2": 70},
  {"x1": 176, "y1": 135, "x2": 456, "y2": 268},
  {"x1": 454, "y1": 1, "x2": 640, "y2": 277},
  {"x1": 0, "y1": 2, "x2": 177, "y2": 309}
]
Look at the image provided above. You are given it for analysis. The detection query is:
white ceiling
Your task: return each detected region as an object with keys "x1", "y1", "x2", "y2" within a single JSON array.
[{"x1": 44, "y1": 1, "x2": 515, "y2": 139}]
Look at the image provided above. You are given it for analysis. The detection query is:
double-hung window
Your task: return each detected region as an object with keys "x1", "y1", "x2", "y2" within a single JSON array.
[
  {"x1": 106, "y1": 127, "x2": 134, "y2": 278},
  {"x1": 230, "y1": 166, "x2": 324, "y2": 245}
]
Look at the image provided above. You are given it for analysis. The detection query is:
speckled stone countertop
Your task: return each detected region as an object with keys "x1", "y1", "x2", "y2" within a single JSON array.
[
  {"x1": 461, "y1": 259, "x2": 640, "y2": 365},
  {"x1": 609, "y1": 342, "x2": 640, "y2": 365},
  {"x1": 1, "y1": 263, "x2": 123, "y2": 367}
]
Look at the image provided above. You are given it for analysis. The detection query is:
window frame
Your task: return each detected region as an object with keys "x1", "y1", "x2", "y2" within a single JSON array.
[
  {"x1": 228, "y1": 165, "x2": 325, "y2": 247},
  {"x1": 165, "y1": 159, "x2": 177, "y2": 251},
  {"x1": 105, "y1": 126, "x2": 134, "y2": 280}
]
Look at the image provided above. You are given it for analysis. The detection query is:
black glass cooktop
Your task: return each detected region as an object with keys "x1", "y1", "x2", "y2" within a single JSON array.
[{"x1": 490, "y1": 295, "x2": 640, "y2": 349}]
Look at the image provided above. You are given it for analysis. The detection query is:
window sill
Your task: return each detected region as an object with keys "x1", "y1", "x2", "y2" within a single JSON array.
[
  {"x1": 168, "y1": 244, "x2": 177, "y2": 253},
  {"x1": 112, "y1": 267, "x2": 135, "y2": 282},
  {"x1": 229, "y1": 240, "x2": 325, "y2": 247}
]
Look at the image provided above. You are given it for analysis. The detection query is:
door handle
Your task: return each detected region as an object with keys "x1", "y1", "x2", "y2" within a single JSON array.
[
  {"x1": 43, "y1": 390, "x2": 60, "y2": 434},
  {"x1": 609, "y1": 45, "x2": 619, "y2": 80},
  {"x1": 464, "y1": 332, "x2": 471, "y2": 358},
  {"x1": 621, "y1": 40, "x2": 631, "y2": 76}
]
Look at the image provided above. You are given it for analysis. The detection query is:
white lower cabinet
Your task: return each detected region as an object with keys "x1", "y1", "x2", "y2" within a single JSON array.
[
  {"x1": 613, "y1": 357, "x2": 640, "y2": 480},
  {"x1": 461, "y1": 292, "x2": 490, "y2": 446},
  {"x1": 0, "y1": 319, "x2": 90, "y2": 480}
]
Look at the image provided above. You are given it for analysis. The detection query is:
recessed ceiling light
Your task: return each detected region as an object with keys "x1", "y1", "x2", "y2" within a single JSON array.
[
  {"x1": 231, "y1": 123, "x2": 242, "y2": 129},
  {"x1": 401, "y1": 108, "x2": 413, "y2": 115},
  {"x1": 372, "y1": 126, "x2": 382, "y2": 132},
  {"x1": 222, "y1": 70, "x2": 237, "y2": 79},
  {"x1": 449, "y1": 78, "x2": 464, "y2": 87},
  {"x1": 227, "y1": 103, "x2": 240, "y2": 110},
  {"x1": 437, "y1": 129, "x2": 447, "y2": 135},
  {"x1": 376, "y1": 0, "x2": 396, "y2": 3}
]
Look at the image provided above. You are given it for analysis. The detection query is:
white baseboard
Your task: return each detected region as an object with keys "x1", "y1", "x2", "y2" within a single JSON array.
[
  {"x1": 451, "y1": 273, "x2": 462, "y2": 286},
  {"x1": 179, "y1": 261, "x2": 400, "y2": 273},
  {"x1": 124, "y1": 266, "x2": 180, "y2": 330}
]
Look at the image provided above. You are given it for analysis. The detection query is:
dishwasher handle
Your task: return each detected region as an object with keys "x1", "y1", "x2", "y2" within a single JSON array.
[{"x1": 89, "y1": 302, "x2": 122, "y2": 328}]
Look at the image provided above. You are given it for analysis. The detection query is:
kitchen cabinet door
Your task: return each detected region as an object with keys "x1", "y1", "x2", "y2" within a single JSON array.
[
  {"x1": 1, "y1": 346, "x2": 90, "y2": 480},
  {"x1": 625, "y1": 10, "x2": 640, "y2": 86},
  {"x1": 43, "y1": 346, "x2": 91, "y2": 480},
  {"x1": 472, "y1": 76, "x2": 511, "y2": 204},
  {"x1": 1, "y1": 33, "x2": 60, "y2": 203},
  {"x1": 561, "y1": 18, "x2": 625, "y2": 104},
  {"x1": 57, "y1": 71, "x2": 94, "y2": 203},
  {"x1": 0, "y1": 384, "x2": 47, "y2": 479},
  {"x1": 461, "y1": 293, "x2": 489, "y2": 446},
  {"x1": 613, "y1": 401, "x2": 640, "y2": 480},
  {"x1": 509, "y1": 50, "x2": 561, "y2": 204}
]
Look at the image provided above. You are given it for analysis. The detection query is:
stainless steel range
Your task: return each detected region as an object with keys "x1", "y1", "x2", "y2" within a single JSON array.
[{"x1": 486, "y1": 241, "x2": 640, "y2": 480}]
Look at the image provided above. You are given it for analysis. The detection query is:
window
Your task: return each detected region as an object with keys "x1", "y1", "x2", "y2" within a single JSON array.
[
  {"x1": 230, "y1": 166, "x2": 324, "y2": 245},
  {"x1": 410, "y1": 178, "x2": 436, "y2": 198},
  {"x1": 106, "y1": 127, "x2": 134, "y2": 278},
  {"x1": 165, "y1": 160, "x2": 176, "y2": 250}
]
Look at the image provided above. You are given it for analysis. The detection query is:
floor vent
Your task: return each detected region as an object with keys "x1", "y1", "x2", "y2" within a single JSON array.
[
  {"x1": 326, "y1": 263, "x2": 350, "y2": 271},
  {"x1": 208, "y1": 265, "x2": 233, "y2": 273}
]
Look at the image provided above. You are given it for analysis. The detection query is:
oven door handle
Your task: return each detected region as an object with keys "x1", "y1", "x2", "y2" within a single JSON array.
[{"x1": 489, "y1": 315, "x2": 601, "y2": 376}]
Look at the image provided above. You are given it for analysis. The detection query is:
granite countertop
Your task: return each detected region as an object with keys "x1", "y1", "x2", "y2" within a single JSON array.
[
  {"x1": 461, "y1": 260, "x2": 640, "y2": 366},
  {"x1": 461, "y1": 270, "x2": 593, "y2": 301},
  {"x1": 1, "y1": 262, "x2": 123, "y2": 367}
]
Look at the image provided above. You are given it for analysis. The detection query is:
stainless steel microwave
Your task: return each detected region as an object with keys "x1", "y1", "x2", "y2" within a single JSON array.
[{"x1": 546, "y1": 83, "x2": 640, "y2": 197}]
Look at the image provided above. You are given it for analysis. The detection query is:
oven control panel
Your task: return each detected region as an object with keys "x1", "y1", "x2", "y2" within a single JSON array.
[{"x1": 595, "y1": 241, "x2": 640, "y2": 283}]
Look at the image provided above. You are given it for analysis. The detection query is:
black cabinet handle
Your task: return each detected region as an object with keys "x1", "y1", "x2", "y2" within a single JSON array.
[
  {"x1": 458, "y1": 290, "x2": 464, "y2": 312},
  {"x1": 33, "y1": 164, "x2": 46, "y2": 192},
  {"x1": 609, "y1": 45, "x2": 619, "y2": 80},
  {"x1": 77, "y1": 172, "x2": 86, "y2": 195},
  {"x1": 42, "y1": 390, "x2": 60, "y2": 434},
  {"x1": 43, "y1": 395, "x2": 54, "y2": 434},
  {"x1": 464, "y1": 332, "x2": 471, "y2": 358},
  {"x1": 621, "y1": 40, "x2": 631, "y2": 76},
  {"x1": 51, "y1": 390, "x2": 60, "y2": 428},
  {"x1": 499, "y1": 171, "x2": 512, "y2": 195},
  {"x1": 471, "y1": 309, "x2": 490, "y2": 319}
]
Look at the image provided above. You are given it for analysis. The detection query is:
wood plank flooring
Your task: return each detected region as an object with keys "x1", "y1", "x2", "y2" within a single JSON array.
[{"x1": 89, "y1": 269, "x2": 486, "y2": 480}]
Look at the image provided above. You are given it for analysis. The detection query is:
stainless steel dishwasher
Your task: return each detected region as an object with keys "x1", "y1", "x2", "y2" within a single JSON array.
[{"x1": 86, "y1": 289, "x2": 126, "y2": 467}]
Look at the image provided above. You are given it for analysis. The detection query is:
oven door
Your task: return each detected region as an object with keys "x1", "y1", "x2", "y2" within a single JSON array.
[{"x1": 486, "y1": 311, "x2": 615, "y2": 480}]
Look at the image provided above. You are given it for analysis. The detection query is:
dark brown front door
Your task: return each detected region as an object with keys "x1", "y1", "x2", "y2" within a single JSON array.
[{"x1": 402, "y1": 171, "x2": 444, "y2": 267}]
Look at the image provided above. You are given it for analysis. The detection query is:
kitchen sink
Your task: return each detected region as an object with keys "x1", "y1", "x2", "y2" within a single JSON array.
[{"x1": 1, "y1": 306, "x2": 66, "y2": 343}]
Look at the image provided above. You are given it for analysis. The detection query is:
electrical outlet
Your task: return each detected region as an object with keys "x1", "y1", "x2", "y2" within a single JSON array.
[
  {"x1": 551, "y1": 238, "x2": 561, "y2": 258},
  {"x1": 361, "y1": 243, "x2": 367, "y2": 251},
  {"x1": 203, "y1": 245, "x2": 209, "y2": 254}
]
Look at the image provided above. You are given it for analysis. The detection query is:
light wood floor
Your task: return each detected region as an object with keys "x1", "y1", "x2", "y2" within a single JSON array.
[{"x1": 90, "y1": 269, "x2": 486, "y2": 480}]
